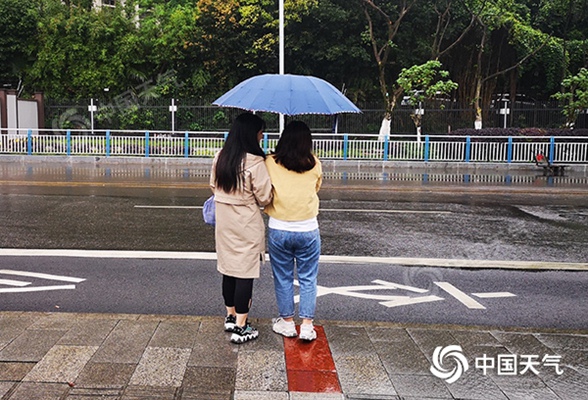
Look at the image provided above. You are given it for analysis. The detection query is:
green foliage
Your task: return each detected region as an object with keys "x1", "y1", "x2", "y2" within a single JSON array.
[
  {"x1": 397, "y1": 61, "x2": 458, "y2": 106},
  {"x1": 30, "y1": 1, "x2": 140, "y2": 98},
  {"x1": 0, "y1": 0, "x2": 38, "y2": 87},
  {"x1": 552, "y1": 68, "x2": 588, "y2": 127},
  {"x1": 285, "y1": 0, "x2": 373, "y2": 101},
  {"x1": 3, "y1": 0, "x2": 587, "y2": 129}
]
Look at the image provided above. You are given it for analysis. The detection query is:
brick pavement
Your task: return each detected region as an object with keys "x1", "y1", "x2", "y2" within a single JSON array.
[{"x1": 0, "y1": 312, "x2": 586, "y2": 399}]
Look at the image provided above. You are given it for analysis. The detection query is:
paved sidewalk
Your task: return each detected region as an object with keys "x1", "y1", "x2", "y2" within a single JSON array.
[{"x1": 0, "y1": 312, "x2": 586, "y2": 399}]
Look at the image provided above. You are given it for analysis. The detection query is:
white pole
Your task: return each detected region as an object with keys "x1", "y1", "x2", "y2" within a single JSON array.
[
  {"x1": 279, "y1": 0, "x2": 285, "y2": 133},
  {"x1": 170, "y1": 98, "x2": 176, "y2": 133},
  {"x1": 88, "y1": 98, "x2": 96, "y2": 135},
  {"x1": 502, "y1": 100, "x2": 508, "y2": 129}
]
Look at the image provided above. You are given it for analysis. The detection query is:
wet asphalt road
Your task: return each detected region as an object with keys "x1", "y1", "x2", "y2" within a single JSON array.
[
  {"x1": 0, "y1": 161, "x2": 587, "y2": 329},
  {"x1": 1, "y1": 254, "x2": 587, "y2": 330},
  {"x1": 0, "y1": 178, "x2": 587, "y2": 263}
]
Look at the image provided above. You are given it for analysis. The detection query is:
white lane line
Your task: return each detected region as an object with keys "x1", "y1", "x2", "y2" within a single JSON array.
[
  {"x1": 319, "y1": 255, "x2": 588, "y2": 271},
  {"x1": 0, "y1": 249, "x2": 585, "y2": 271},
  {"x1": 133, "y1": 205, "x2": 451, "y2": 214},
  {"x1": 0, "y1": 279, "x2": 31, "y2": 287},
  {"x1": 0, "y1": 269, "x2": 86, "y2": 283},
  {"x1": 434, "y1": 282, "x2": 486, "y2": 309},
  {"x1": 320, "y1": 208, "x2": 451, "y2": 214},
  {"x1": 0, "y1": 285, "x2": 76, "y2": 293},
  {"x1": 0, "y1": 249, "x2": 218, "y2": 260},
  {"x1": 134, "y1": 205, "x2": 201, "y2": 209},
  {"x1": 472, "y1": 292, "x2": 516, "y2": 298}
]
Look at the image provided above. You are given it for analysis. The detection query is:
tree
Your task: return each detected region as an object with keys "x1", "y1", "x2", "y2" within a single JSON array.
[
  {"x1": 130, "y1": 0, "x2": 202, "y2": 97},
  {"x1": 396, "y1": 60, "x2": 458, "y2": 141},
  {"x1": 450, "y1": 0, "x2": 551, "y2": 129},
  {"x1": 517, "y1": 0, "x2": 588, "y2": 100},
  {"x1": 552, "y1": 67, "x2": 588, "y2": 128},
  {"x1": 195, "y1": 0, "x2": 278, "y2": 95},
  {"x1": 360, "y1": 0, "x2": 415, "y2": 119},
  {"x1": 29, "y1": 2, "x2": 145, "y2": 99},
  {"x1": 0, "y1": 0, "x2": 39, "y2": 91},
  {"x1": 359, "y1": 0, "x2": 472, "y2": 137},
  {"x1": 284, "y1": 0, "x2": 374, "y2": 102}
]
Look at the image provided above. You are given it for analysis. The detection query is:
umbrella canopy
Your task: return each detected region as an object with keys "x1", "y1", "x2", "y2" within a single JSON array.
[{"x1": 212, "y1": 74, "x2": 361, "y2": 116}]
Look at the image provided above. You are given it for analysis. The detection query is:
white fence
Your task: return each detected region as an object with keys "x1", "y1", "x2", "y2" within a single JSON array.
[{"x1": 1, "y1": 129, "x2": 588, "y2": 164}]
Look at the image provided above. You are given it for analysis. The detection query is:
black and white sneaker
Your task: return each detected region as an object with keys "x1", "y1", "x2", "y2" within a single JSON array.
[
  {"x1": 230, "y1": 322, "x2": 259, "y2": 344},
  {"x1": 224, "y1": 315, "x2": 237, "y2": 332}
]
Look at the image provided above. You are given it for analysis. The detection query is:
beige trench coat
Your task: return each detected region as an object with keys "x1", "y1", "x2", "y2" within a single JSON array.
[{"x1": 210, "y1": 153, "x2": 273, "y2": 279}]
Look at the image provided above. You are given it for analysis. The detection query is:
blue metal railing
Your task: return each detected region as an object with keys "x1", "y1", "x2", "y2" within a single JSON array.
[{"x1": 1, "y1": 128, "x2": 588, "y2": 164}]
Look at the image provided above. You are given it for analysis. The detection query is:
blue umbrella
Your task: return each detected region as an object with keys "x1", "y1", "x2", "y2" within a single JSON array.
[{"x1": 212, "y1": 74, "x2": 361, "y2": 116}]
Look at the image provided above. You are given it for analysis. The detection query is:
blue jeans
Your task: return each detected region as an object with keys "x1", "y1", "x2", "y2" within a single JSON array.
[{"x1": 268, "y1": 228, "x2": 321, "y2": 320}]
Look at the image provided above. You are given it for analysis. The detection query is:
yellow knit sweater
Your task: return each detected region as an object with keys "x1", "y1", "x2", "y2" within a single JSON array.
[{"x1": 264, "y1": 154, "x2": 322, "y2": 221}]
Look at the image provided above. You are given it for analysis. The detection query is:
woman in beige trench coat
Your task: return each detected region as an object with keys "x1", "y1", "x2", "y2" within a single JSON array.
[{"x1": 210, "y1": 113, "x2": 272, "y2": 344}]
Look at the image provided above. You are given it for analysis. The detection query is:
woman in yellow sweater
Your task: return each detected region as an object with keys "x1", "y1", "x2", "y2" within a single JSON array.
[{"x1": 264, "y1": 121, "x2": 322, "y2": 341}]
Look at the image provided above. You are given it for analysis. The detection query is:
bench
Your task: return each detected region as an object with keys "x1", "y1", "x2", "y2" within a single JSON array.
[{"x1": 534, "y1": 153, "x2": 567, "y2": 176}]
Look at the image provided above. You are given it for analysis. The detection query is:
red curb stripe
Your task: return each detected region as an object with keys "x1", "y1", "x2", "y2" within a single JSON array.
[{"x1": 284, "y1": 326, "x2": 342, "y2": 393}]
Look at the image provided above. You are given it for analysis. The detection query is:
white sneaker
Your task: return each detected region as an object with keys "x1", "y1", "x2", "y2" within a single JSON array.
[
  {"x1": 299, "y1": 323, "x2": 317, "y2": 341},
  {"x1": 272, "y1": 317, "x2": 297, "y2": 337}
]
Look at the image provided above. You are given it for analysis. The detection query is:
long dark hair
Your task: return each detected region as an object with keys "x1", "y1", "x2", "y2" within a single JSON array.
[
  {"x1": 215, "y1": 113, "x2": 266, "y2": 192},
  {"x1": 273, "y1": 121, "x2": 316, "y2": 173}
]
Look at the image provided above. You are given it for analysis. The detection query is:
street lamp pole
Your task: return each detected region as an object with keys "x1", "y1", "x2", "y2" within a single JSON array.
[
  {"x1": 279, "y1": 0, "x2": 284, "y2": 75},
  {"x1": 279, "y1": 0, "x2": 285, "y2": 133}
]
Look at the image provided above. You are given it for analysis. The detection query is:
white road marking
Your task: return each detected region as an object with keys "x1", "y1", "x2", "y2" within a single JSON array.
[
  {"x1": 293, "y1": 279, "x2": 430, "y2": 304},
  {"x1": 0, "y1": 285, "x2": 76, "y2": 293},
  {"x1": 0, "y1": 279, "x2": 31, "y2": 287},
  {"x1": 380, "y1": 295, "x2": 445, "y2": 308},
  {"x1": 434, "y1": 282, "x2": 486, "y2": 309},
  {"x1": 0, "y1": 249, "x2": 585, "y2": 271},
  {"x1": 134, "y1": 205, "x2": 201, "y2": 209},
  {"x1": 472, "y1": 292, "x2": 516, "y2": 298},
  {"x1": 133, "y1": 205, "x2": 451, "y2": 214},
  {"x1": 320, "y1": 208, "x2": 451, "y2": 214},
  {"x1": 319, "y1": 255, "x2": 587, "y2": 271},
  {"x1": 292, "y1": 277, "x2": 516, "y2": 310},
  {"x1": 371, "y1": 279, "x2": 429, "y2": 293},
  {"x1": 0, "y1": 269, "x2": 86, "y2": 283},
  {"x1": 0, "y1": 249, "x2": 219, "y2": 260}
]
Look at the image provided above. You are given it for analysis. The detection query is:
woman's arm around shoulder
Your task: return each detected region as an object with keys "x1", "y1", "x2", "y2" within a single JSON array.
[{"x1": 250, "y1": 156, "x2": 273, "y2": 206}]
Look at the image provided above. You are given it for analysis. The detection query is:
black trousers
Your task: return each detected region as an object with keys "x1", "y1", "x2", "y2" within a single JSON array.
[{"x1": 222, "y1": 275, "x2": 254, "y2": 314}]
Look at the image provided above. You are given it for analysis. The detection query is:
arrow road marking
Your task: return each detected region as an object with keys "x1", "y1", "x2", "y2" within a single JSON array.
[
  {"x1": 294, "y1": 279, "x2": 430, "y2": 303},
  {"x1": 0, "y1": 269, "x2": 85, "y2": 283},
  {"x1": 0, "y1": 270, "x2": 86, "y2": 294},
  {"x1": 0, "y1": 285, "x2": 76, "y2": 293},
  {"x1": 434, "y1": 282, "x2": 486, "y2": 309},
  {"x1": 294, "y1": 279, "x2": 517, "y2": 311},
  {"x1": 0, "y1": 279, "x2": 31, "y2": 287},
  {"x1": 472, "y1": 292, "x2": 517, "y2": 298},
  {"x1": 371, "y1": 279, "x2": 429, "y2": 293},
  {"x1": 380, "y1": 295, "x2": 445, "y2": 308}
]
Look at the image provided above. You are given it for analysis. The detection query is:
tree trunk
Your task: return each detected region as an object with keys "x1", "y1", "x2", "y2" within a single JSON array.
[{"x1": 473, "y1": 17, "x2": 487, "y2": 129}]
